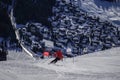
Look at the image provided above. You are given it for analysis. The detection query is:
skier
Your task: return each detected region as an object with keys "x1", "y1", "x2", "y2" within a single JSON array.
[
  {"x1": 50, "y1": 49, "x2": 63, "y2": 64},
  {"x1": 43, "y1": 51, "x2": 50, "y2": 58},
  {"x1": 41, "y1": 49, "x2": 50, "y2": 59}
]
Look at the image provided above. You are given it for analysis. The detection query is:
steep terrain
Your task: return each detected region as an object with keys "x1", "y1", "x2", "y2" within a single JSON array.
[{"x1": 17, "y1": 0, "x2": 120, "y2": 56}]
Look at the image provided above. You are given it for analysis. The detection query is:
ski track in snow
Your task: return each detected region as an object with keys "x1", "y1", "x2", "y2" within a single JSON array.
[{"x1": 0, "y1": 47, "x2": 120, "y2": 80}]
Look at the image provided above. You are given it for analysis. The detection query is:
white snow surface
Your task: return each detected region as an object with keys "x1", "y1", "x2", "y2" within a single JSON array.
[{"x1": 0, "y1": 47, "x2": 120, "y2": 80}]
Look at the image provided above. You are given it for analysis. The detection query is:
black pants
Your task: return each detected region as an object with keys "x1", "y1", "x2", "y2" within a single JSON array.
[{"x1": 50, "y1": 57, "x2": 60, "y2": 64}]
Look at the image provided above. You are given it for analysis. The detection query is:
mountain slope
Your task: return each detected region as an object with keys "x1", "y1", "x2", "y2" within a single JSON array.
[
  {"x1": 80, "y1": 0, "x2": 120, "y2": 25},
  {"x1": 0, "y1": 47, "x2": 120, "y2": 80},
  {"x1": 17, "y1": 0, "x2": 120, "y2": 57}
]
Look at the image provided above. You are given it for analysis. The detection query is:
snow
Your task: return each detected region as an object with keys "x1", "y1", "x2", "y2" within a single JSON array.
[
  {"x1": 80, "y1": 0, "x2": 120, "y2": 25},
  {"x1": 0, "y1": 47, "x2": 120, "y2": 80},
  {"x1": 43, "y1": 39, "x2": 54, "y2": 48},
  {"x1": 1, "y1": 0, "x2": 120, "y2": 79}
]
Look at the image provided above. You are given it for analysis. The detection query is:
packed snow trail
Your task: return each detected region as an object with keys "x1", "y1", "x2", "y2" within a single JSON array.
[{"x1": 0, "y1": 47, "x2": 120, "y2": 80}]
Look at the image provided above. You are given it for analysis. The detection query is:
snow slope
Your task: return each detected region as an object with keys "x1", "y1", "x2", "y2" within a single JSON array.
[
  {"x1": 0, "y1": 47, "x2": 120, "y2": 80},
  {"x1": 0, "y1": 0, "x2": 120, "y2": 80}
]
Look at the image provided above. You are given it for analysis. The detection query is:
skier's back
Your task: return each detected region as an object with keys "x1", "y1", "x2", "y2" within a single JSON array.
[{"x1": 50, "y1": 49, "x2": 63, "y2": 64}]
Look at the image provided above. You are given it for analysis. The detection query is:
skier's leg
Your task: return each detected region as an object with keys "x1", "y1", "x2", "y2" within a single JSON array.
[
  {"x1": 54, "y1": 58, "x2": 60, "y2": 64},
  {"x1": 50, "y1": 58, "x2": 57, "y2": 64},
  {"x1": 54, "y1": 58, "x2": 58, "y2": 64}
]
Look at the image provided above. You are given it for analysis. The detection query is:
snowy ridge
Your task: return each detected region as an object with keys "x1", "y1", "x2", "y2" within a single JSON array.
[
  {"x1": 9, "y1": 5, "x2": 35, "y2": 58},
  {"x1": 80, "y1": 0, "x2": 120, "y2": 25},
  {"x1": 20, "y1": 44, "x2": 34, "y2": 57}
]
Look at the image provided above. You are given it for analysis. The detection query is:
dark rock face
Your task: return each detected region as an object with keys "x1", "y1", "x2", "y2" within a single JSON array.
[
  {"x1": 0, "y1": 4, "x2": 8, "y2": 37},
  {"x1": 0, "y1": 1, "x2": 17, "y2": 47},
  {"x1": 0, "y1": 4, "x2": 14, "y2": 38},
  {"x1": 15, "y1": 0, "x2": 120, "y2": 57},
  {"x1": 0, "y1": 0, "x2": 12, "y2": 5},
  {"x1": 14, "y1": 0, "x2": 56, "y2": 26}
]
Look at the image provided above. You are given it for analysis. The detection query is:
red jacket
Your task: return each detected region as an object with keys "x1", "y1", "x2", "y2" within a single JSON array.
[
  {"x1": 43, "y1": 51, "x2": 49, "y2": 57},
  {"x1": 54, "y1": 50, "x2": 63, "y2": 59}
]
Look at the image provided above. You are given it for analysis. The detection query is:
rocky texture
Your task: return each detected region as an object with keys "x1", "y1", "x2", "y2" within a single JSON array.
[{"x1": 18, "y1": 0, "x2": 120, "y2": 56}]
